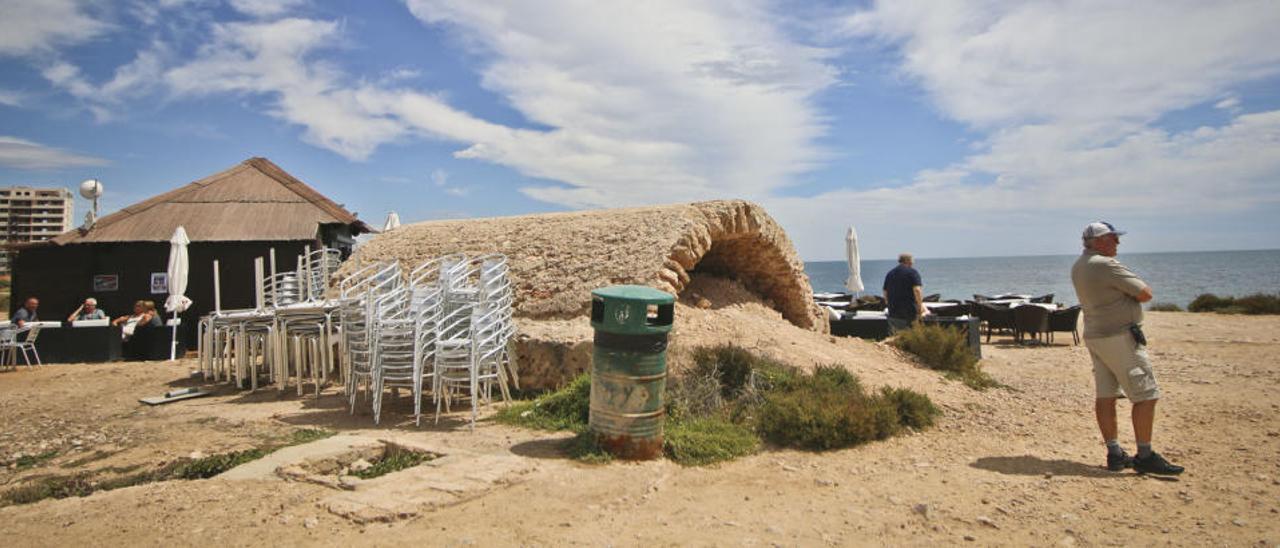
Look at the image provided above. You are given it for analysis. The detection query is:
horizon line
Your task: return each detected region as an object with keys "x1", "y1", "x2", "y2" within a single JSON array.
[{"x1": 804, "y1": 246, "x2": 1280, "y2": 263}]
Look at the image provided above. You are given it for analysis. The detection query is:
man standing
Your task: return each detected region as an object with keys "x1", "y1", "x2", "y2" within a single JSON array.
[
  {"x1": 1071, "y1": 222, "x2": 1183, "y2": 475},
  {"x1": 12, "y1": 297, "x2": 39, "y2": 327},
  {"x1": 883, "y1": 253, "x2": 925, "y2": 333}
]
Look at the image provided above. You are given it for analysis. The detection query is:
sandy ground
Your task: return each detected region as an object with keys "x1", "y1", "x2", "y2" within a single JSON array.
[{"x1": 1, "y1": 310, "x2": 1278, "y2": 547}]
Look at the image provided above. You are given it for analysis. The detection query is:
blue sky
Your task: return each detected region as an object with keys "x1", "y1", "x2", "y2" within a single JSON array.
[{"x1": 1, "y1": 0, "x2": 1278, "y2": 261}]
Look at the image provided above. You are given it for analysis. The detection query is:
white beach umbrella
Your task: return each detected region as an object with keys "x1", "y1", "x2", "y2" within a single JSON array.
[
  {"x1": 845, "y1": 226, "x2": 864, "y2": 294},
  {"x1": 164, "y1": 226, "x2": 192, "y2": 361},
  {"x1": 383, "y1": 211, "x2": 401, "y2": 232}
]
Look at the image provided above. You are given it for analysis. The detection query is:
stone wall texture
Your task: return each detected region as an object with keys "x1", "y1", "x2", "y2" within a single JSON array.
[{"x1": 341, "y1": 200, "x2": 827, "y2": 332}]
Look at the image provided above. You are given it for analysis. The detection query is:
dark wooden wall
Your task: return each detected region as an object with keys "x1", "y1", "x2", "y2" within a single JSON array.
[{"x1": 11, "y1": 240, "x2": 314, "y2": 347}]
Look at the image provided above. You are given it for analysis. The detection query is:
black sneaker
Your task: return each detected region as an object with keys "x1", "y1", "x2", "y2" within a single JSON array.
[
  {"x1": 1106, "y1": 451, "x2": 1134, "y2": 471},
  {"x1": 1133, "y1": 451, "x2": 1184, "y2": 475}
]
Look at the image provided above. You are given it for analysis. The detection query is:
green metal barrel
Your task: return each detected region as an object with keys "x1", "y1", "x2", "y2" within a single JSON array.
[{"x1": 588, "y1": 285, "x2": 675, "y2": 460}]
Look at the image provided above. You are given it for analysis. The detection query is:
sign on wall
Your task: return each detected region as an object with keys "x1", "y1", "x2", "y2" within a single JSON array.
[
  {"x1": 92, "y1": 274, "x2": 118, "y2": 292},
  {"x1": 150, "y1": 272, "x2": 168, "y2": 294}
]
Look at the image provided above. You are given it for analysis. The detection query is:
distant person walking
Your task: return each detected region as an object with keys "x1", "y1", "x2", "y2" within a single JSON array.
[
  {"x1": 883, "y1": 253, "x2": 925, "y2": 333},
  {"x1": 1071, "y1": 222, "x2": 1183, "y2": 475}
]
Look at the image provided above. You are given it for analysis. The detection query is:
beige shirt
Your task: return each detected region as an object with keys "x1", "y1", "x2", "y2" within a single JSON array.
[{"x1": 1071, "y1": 250, "x2": 1148, "y2": 339}]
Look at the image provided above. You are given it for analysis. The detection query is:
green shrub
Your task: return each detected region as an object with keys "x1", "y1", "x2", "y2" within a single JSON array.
[
  {"x1": 892, "y1": 323, "x2": 976, "y2": 374},
  {"x1": 891, "y1": 323, "x2": 999, "y2": 389},
  {"x1": 756, "y1": 369, "x2": 903, "y2": 450},
  {"x1": 691, "y1": 345, "x2": 764, "y2": 398},
  {"x1": 1188, "y1": 293, "x2": 1280, "y2": 315},
  {"x1": 879, "y1": 387, "x2": 941, "y2": 430},
  {"x1": 1147, "y1": 302, "x2": 1183, "y2": 312},
  {"x1": 353, "y1": 448, "x2": 433, "y2": 479},
  {"x1": 665, "y1": 372, "x2": 724, "y2": 422},
  {"x1": 565, "y1": 431, "x2": 613, "y2": 464},
  {"x1": 288, "y1": 428, "x2": 336, "y2": 445},
  {"x1": 1232, "y1": 293, "x2": 1280, "y2": 315},
  {"x1": 1188, "y1": 293, "x2": 1233, "y2": 312},
  {"x1": 494, "y1": 374, "x2": 592, "y2": 431},
  {"x1": 664, "y1": 417, "x2": 759, "y2": 466}
]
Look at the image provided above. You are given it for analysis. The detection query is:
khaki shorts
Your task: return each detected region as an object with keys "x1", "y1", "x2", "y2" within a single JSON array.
[{"x1": 1085, "y1": 331, "x2": 1160, "y2": 402}]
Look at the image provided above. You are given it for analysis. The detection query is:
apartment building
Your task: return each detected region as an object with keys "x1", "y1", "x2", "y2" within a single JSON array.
[{"x1": 0, "y1": 186, "x2": 74, "y2": 276}]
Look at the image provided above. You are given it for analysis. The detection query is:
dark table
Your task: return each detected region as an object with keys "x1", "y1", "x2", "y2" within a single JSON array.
[
  {"x1": 31, "y1": 324, "x2": 124, "y2": 363},
  {"x1": 830, "y1": 315, "x2": 982, "y2": 359}
]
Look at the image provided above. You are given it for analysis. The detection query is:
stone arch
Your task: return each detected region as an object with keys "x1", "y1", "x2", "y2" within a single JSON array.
[
  {"x1": 654, "y1": 201, "x2": 825, "y2": 331},
  {"x1": 340, "y1": 199, "x2": 826, "y2": 332}
]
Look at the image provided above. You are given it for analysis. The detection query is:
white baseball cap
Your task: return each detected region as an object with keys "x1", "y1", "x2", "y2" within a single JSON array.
[{"x1": 1082, "y1": 221, "x2": 1126, "y2": 239}]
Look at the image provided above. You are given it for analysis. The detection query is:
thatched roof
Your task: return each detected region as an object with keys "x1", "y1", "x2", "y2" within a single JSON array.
[
  {"x1": 49, "y1": 157, "x2": 371, "y2": 245},
  {"x1": 343, "y1": 200, "x2": 827, "y2": 332}
]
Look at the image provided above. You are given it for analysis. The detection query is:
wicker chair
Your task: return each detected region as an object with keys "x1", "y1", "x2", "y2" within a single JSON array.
[
  {"x1": 1048, "y1": 306, "x2": 1082, "y2": 345},
  {"x1": 1013, "y1": 305, "x2": 1050, "y2": 344},
  {"x1": 975, "y1": 303, "x2": 1015, "y2": 342}
]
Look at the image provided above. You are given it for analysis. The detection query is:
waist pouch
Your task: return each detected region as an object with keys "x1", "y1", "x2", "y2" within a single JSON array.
[{"x1": 1129, "y1": 323, "x2": 1147, "y2": 346}]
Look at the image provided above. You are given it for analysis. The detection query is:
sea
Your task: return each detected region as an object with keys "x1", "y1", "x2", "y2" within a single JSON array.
[{"x1": 804, "y1": 249, "x2": 1280, "y2": 308}]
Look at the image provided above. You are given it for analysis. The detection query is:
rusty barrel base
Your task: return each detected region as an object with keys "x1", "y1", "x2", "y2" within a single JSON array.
[{"x1": 596, "y1": 433, "x2": 664, "y2": 460}]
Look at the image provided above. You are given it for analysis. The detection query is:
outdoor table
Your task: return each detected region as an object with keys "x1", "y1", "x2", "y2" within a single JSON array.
[
  {"x1": 830, "y1": 313, "x2": 982, "y2": 358},
  {"x1": 31, "y1": 323, "x2": 124, "y2": 363},
  {"x1": 1011, "y1": 302, "x2": 1060, "y2": 311}
]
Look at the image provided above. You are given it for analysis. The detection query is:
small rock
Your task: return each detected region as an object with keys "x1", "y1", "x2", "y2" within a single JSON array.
[
  {"x1": 349, "y1": 459, "x2": 373, "y2": 473},
  {"x1": 188, "y1": 451, "x2": 205, "y2": 460},
  {"x1": 815, "y1": 478, "x2": 836, "y2": 487},
  {"x1": 780, "y1": 464, "x2": 799, "y2": 472},
  {"x1": 913, "y1": 504, "x2": 931, "y2": 520},
  {"x1": 976, "y1": 516, "x2": 999, "y2": 529},
  {"x1": 766, "y1": 525, "x2": 784, "y2": 534},
  {"x1": 303, "y1": 517, "x2": 318, "y2": 529},
  {"x1": 963, "y1": 535, "x2": 976, "y2": 542},
  {"x1": 696, "y1": 297, "x2": 712, "y2": 309},
  {"x1": 1044, "y1": 473, "x2": 1054, "y2": 479},
  {"x1": 1233, "y1": 518, "x2": 1247, "y2": 527}
]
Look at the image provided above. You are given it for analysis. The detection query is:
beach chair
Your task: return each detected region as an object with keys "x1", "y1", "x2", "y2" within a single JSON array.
[
  {"x1": 1048, "y1": 306, "x2": 1082, "y2": 345},
  {"x1": 975, "y1": 303, "x2": 1015, "y2": 343},
  {"x1": 0, "y1": 326, "x2": 42, "y2": 368},
  {"x1": 1013, "y1": 305, "x2": 1050, "y2": 344}
]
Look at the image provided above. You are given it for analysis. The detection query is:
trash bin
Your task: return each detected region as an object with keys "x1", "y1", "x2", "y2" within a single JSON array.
[{"x1": 588, "y1": 285, "x2": 675, "y2": 459}]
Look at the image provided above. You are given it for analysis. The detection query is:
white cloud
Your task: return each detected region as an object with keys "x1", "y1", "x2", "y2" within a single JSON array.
[
  {"x1": 768, "y1": 0, "x2": 1280, "y2": 259},
  {"x1": 0, "y1": 89, "x2": 24, "y2": 107},
  {"x1": 404, "y1": 0, "x2": 838, "y2": 206},
  {"x1": 0, "y1": 136, "x2": 109, "y2": 170},
  {"x1": 160, "y1": 3, "x2": 837, "y2": 209},
  {"x1": 1215, "y1": 96, "x2": 1242, "y2": 112},
  {"x1": 228, "y1": 0, "x2": 306, "y2": 19},
  {"x1": 42, "y1": 44, "x2": 168, "y2": 121},
  {"x1": 428, "y1": 168, "x2": 468, "y2": 196},
  {"x1": 0, "y1": 0, "x2": 108, "y2": 56},
  {"x1": 841, "y1": 1, "x2": 1280, "y2": 128}
]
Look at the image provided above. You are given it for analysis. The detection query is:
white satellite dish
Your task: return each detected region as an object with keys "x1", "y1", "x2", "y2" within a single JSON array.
[
  {"x1": 79, "y1": 178, "x2": 103, "y2": 199},
  {"x1": 79, "y1": 178, "x2": 103, "y2": 229}
]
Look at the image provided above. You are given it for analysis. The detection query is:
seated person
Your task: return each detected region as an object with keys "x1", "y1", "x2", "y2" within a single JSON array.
[
  {"x1": 113, "y1": 300, "x2": 157, "y2": 341},
  {"x1": 12, "y1": 297, "x2": 39, "y2": 327},
  {"x1": 68, "y1": 297, "x2": 108, "y2": 322}
]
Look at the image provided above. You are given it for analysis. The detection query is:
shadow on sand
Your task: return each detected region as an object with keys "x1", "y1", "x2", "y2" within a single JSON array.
[{"x1": 970, "y1": 455, "x2": 1129, "y2": 479}]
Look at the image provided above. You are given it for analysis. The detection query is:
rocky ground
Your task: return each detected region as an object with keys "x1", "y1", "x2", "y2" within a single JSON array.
[{"x1": 0, "y1": 310, "x2": 1277, "y2": 547}]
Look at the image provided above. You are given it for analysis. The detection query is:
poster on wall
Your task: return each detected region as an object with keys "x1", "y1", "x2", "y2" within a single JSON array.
[
  {"x1": 92, "y1": 274, "x2": 119, "y2": 292},
  {"x1": 150, "y1": 272, "x2": 168, "y2": 294}
]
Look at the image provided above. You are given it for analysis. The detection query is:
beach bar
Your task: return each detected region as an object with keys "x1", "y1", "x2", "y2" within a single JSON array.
[{"x1": 8, "y1": 158, "x2": 372, "y2": 360}]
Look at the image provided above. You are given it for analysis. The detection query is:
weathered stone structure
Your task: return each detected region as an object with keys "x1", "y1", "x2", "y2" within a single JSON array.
[
  {"x1": 342, "y1": 200, "x2": 826, "y2": 389},
  {"x1": 343, "y1": 199, "x2": 825, "y2": 332}
]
